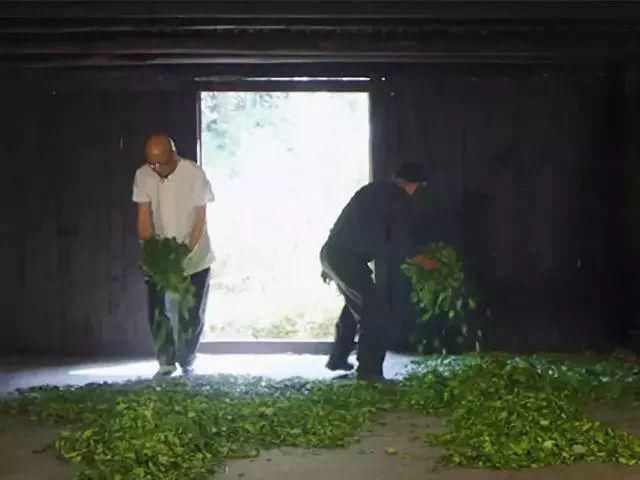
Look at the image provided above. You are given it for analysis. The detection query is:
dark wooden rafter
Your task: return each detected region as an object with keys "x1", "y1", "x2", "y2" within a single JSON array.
[
  {"x1": 1, "y1": 32, "x2": 639, "y2": 67},
  {"x1": 2, "y1": 1, "x2": 640, "y2": 66},
  {"x1": 2, "y1": 1, "x2": 640, "y2": 21},
  {"x1": 3, "y1": 1, "x2": 640, "y2": 34}
]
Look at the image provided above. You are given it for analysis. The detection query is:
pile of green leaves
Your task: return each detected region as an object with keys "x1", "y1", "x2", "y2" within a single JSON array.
[
  {"x1": 401, "y1": 355, "x2": 640, "y2": 468},
  {"x1": 402, "y1": 242, "x2": 476, "y2": 324},
  {"x1": 141, "y1": 236, "x2": 195, "y2": 317},
  {"x1": 1, "y1": 378, "x2": 395, "y2": 480},
  {"x1": 1, "y1": 355, "x2": 639, "y2": 479}
]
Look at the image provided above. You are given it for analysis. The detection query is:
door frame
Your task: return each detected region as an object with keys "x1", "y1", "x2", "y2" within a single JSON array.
[{"x1": 196, "y1": 78, "x2": 379, "y2": 354}]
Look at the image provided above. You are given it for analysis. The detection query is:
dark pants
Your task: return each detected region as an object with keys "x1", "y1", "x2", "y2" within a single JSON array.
[
  {"x1": 321, "y1": 243, "x2": 388, "y2": 377},
  {"x1": 147, "y1": 268, "x2": 210, "y2": 368}
]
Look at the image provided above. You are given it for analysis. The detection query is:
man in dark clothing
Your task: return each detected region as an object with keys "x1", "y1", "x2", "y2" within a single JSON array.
[{"x1": 320, "y1": 162, "x2": 439, "y2": 380}]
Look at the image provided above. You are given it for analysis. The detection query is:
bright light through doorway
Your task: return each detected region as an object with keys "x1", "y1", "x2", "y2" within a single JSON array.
[{"x1": 200, "y1": 91, "x2": 370, "y2": 340}]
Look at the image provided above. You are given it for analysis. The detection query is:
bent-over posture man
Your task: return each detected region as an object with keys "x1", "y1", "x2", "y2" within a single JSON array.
[
  {"x1": 321, "y1": 162, "x2": 438, "y2": 380},
  {"x1": 133, "y1": 135, "x2": 215, "y2": 377}
]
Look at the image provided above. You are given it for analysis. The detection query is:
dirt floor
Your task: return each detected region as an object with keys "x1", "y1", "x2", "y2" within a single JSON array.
[{"x1": 1, "y1": 408, "x2": 639, "y2": 480}]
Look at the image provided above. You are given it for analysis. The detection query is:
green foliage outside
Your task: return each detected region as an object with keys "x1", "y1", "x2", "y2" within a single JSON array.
[
  {"x1": 1, "y1": 354, "x2": 639, "y2": 479},
  {"x1": 200, "y1": 92, "x2": 370, "y2": 339},
  {"x1": 202, "y1": 92, "x2": 291, "y2": 161}
]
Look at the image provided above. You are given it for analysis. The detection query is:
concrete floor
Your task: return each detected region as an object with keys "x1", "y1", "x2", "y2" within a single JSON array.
[
  {"x1": 1, "y1": 354, "x2": 639, "y2": 480},
  {"x1": 0, "y1": 353, "x2": 413, "y2": 396},
  {"x1": 2, "y1": 409, "x2": 639, "y2": 480},
  {"x1": 223, "y1": 410, "x2": 640, "y2": 480}
]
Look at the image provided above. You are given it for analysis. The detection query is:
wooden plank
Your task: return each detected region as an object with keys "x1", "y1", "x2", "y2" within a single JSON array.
[
  {"x1": 1, "y1": 19, "x2": 636, "y2": 36},
  {"x1": 1, "y1": 1, "x2": 640, "y2": 21},
  {"x1": 21, "y1": 92, "x2": 61, "y2": 354},
  {"x1": 1, "y1": 32, "x2": 638, "y2": 56},
  {"x1": 621, "y1": 68, "x2": 640, "y2": 351},
  {"x1": 0, "y1": 92, "x2": 32, "y2": 353},
  {"x1": 0, "y1": 63, "x2": 614, "y2": 91}
]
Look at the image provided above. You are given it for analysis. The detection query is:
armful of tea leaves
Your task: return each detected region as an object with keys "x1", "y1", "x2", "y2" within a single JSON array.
[
  {"x1": 402, "y1": 242, "x2": 476, "y2": 323},
  {"x1": 140, "y1": 236, "x2": 196, "y2": 317}
]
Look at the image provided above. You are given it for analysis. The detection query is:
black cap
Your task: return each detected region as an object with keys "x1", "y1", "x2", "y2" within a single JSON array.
[{"x1": 394, "y1": 162, "x2": 426, "y2": 183}]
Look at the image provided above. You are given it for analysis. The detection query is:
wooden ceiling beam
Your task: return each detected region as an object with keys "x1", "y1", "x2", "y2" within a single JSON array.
[
  {"x1": 0, "y1": 30, "x2": 637, "y2": 55},
  {"x1": 1, "y1": 20, "x2": 640, "y2": 36},
  {"x1": 1, "y1": 1, "x2": 640, "y2": 21},
  {"x1": 1, "y1": 44, "x2": 637, "y2": 67},
  {"x1": 0, "y1": 62, "x2": 618, "y2": 89}
]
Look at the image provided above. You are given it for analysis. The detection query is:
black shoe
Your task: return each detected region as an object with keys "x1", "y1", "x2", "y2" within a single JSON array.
[
  {"x1": 325, "y1": 358, "x2": 355, "y2": 372},
  {"x1": 181, "y1": 365, "x2": 195, "y2": 377}
]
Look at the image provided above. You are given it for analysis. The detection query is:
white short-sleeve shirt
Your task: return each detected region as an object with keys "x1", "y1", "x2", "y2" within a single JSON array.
[{"x1": 132, "y1": 157, "x2": 215, "y2": 275}]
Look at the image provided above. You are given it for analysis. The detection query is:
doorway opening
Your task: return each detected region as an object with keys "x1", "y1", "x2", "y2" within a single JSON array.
[{"x1": 199, "y1": 91, "x2": 370, "y2": 340}]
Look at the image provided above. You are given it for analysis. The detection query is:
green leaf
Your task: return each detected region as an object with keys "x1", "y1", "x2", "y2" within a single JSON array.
[{"x1": 572, "y1": 444, "x2": 587, "y2": 455}]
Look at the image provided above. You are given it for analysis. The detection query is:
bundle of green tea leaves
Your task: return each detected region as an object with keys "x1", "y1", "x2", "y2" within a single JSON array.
[
  {"x1": 402, "y1": 242, "x2": 476, "y2": 323},
  {"x1": 140, "y1": 236, "x2": 195, "y2": 317},
  {"x1": 402, "y1": 242, "x2": 478, "y2": 353}
]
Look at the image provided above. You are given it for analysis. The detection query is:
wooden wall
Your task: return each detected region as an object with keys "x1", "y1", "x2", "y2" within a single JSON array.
[
  {"x1": 0, "y1": 63, "x2": 635, "y2": 356},
  {"x1": 0, "y1": 88, "x2": 198, "y2": 356},
  {"x1": 620, "y1": 68, "x2": 640, "y2": 353},
  {"x1": 373, "y1": 65, "x2": 626, "y2": 353}
]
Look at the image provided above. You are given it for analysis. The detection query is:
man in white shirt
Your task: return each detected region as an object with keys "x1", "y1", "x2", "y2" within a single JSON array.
[{"x1": 132, "y1": 134, "x2": 215, "y2": 377}]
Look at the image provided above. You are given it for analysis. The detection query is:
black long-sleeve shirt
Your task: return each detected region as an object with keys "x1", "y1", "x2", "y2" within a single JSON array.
[{"x1": 326, "y1": 181, "x2": 422, "y2": 263}]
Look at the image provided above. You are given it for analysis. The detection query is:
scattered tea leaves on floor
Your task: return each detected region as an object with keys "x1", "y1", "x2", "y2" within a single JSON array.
[{"x1": 1, "y1": 354, "x2": 639, "y2": 479}]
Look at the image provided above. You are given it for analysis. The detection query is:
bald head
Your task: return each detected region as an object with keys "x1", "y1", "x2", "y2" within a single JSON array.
[{"x1": 145, "y1": 134, "x2": 177, "y2": 169}]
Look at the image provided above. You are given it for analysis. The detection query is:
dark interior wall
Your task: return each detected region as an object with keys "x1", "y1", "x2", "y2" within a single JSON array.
[
  {"x1": 373, "y1": 66, "x2": 626, "y2": 353},
  {"x1": 0, "y1": 87, "x2": 198, "y2": 356},
  {"x1": 0, "y1": 63, "x2": 631, "y2": 356},
  {"x1": 620, "y1": 68, "x2": 640, "y2": 353}
]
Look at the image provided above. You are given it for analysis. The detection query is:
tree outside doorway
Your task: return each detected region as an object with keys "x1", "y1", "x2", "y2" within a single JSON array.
[{"x1": 200, "y1": 91, "x2": 370, "y2": 339}]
